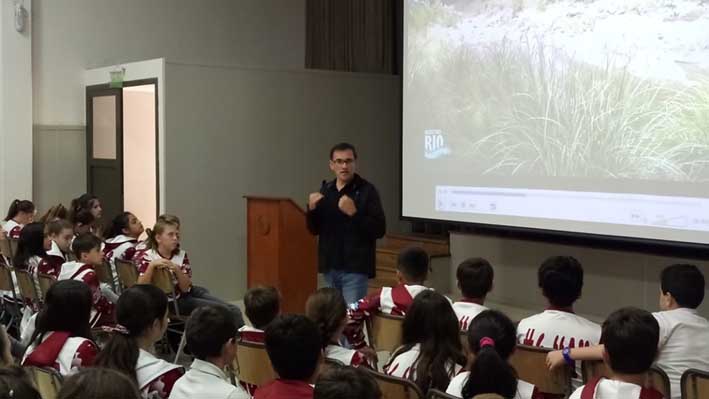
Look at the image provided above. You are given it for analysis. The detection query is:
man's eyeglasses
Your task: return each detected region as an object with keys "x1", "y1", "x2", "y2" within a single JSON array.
[{"x1": 332, "y1": 158, "x2": 355, "y2": 166}]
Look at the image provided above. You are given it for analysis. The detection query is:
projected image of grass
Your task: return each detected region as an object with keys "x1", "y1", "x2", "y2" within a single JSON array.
[{"x1": 406, "y1": 0, "x2": 709, "y2": 182}]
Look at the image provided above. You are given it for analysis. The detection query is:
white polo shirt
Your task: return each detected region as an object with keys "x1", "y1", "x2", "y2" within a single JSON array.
[{"x1": 169, "y1": 359, "x2": 249, "y2": 399}]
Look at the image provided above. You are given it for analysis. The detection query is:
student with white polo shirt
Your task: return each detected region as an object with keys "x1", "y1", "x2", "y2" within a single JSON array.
[{"x1": 453, "y1": 258, "x2": 493, "y2": 331}]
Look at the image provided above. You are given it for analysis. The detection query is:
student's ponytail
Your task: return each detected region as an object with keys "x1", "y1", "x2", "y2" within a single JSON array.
[
  {"x1": 4, "y1": 200, "x2": 34, "y2": 222},
  {"x1": 461, "y1": 310, "x2": 519, "y2": 399}
]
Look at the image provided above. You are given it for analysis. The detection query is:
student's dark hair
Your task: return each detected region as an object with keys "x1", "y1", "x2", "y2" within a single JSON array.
[
  {"x1": 0, "y1": 366, "x2": 41, "y2": 399},
  {"x1": 314, "y1": 365, "x2": 382, "y2": 399},
  {"x1": 265, "y1": 314, "x2": 321, "y2": 381},
  {"x1": 601, "y1": 307, "x2": 659, "y2": 374},
  {"x1": 13, "y1": 223, "x2": 46, "y2": 269},
  {"x1": 39, "y1": 203, "x2": 68, "y2": 223},
  {"x1": 95, "y1": 285, "x2": 169, "y2": 384},
  {"x1": 305, "y1": 288, "x2": 347, "y2": 348},
  {"x1": 4, "y1": 199, "x2": 35, "y2": 221},
  {"x1": 660, "y1": 264, "x2": 705, "y2": 309},
  {"x1": 186, "y1": 305, "x2": 238, "y2": 360},
  {"x1": 71, "y1": 233, "x2": 102, "y2": 260},
  {"x1": 394, "y1": 290, "x2": 466, "y2": 393},
  {"x1": 104, "y1": 212, "x2": 134, "y2": 239},
  {"x1": 461, "y1": 310, "x2": 519, "y2": 399},
  {"x1": 45, "y1": 218, "x2": 73, "y2": 237},
  {"x1": 457, "y1": 258, "x2": 494, "y2": 299},
  {"x1": 538, "y1": 256, "x2": 584, "y2": 308},
  {"x1": 329, "y1": 142, "x2": 358, "y2": 160},
  {"x1": 397, "y1": 246, "x2": 430, "y2": 282},
  {"x1": 70, "y1": 193, "x2": 98, "y2": 215},
  {"x1": 244, "y1": 286, "x2": 280, "y2": 330},
  {"x1": 72, "y1": 209, "x2": 95, "y2": 228},
  {"x1": 28, "y1": 280, "x2": 93, "y2": 350},
  {"x1": 58, "y1": 367, "x2": 141, "y2": 399}
]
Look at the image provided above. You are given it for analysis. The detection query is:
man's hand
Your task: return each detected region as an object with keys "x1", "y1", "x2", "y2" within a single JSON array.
[
  {"x1": 308, "y1": 193, "x2": 324, "y2": 210},
  {"x1": 338, "y1": 195, "x2": 357, "y2": 217}
]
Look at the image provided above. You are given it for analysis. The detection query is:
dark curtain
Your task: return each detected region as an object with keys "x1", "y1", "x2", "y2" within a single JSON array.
[{"x1": 306, "y1": 0, "x2": 401, "y2": 74}]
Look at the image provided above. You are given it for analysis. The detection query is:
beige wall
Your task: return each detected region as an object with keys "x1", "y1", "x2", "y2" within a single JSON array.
[
  {"x1": 164, "y1": 63, "x2": 404, "y2": 301},
  {"x1": 450, "y1": 233, "x2": 709, "y2": 322}
]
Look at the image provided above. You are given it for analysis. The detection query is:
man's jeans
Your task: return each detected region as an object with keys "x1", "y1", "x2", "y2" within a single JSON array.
[{"x1": 323, "y1": 270, "x2": 369, "y2": 305}]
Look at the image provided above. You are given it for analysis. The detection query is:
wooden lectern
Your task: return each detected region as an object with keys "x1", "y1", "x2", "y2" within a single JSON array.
[{"x1": 245, "y1": 196, "x2": 317, "y2": 313}]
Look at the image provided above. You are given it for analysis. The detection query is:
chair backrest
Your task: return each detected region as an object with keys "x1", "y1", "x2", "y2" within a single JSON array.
[
  {"x1": 95, "y1": 260, "x2": 116, "y2": 290},
  {"x1": 28, "y1": 366, "x2": 63, "y2": 399},
  {"x1": 582, "y1": 360, "x2": 671, "y2": 398},
  {"x1": 509, "y1": 345, "x2": 571, "y2": 396},
  {"x1": 365, "y1": 368, "x2": 425, "y2": 399},
  {"x1": 367, "y1": 312, "x2": 404, "y2": 353},
  {"x1": 234, "y1": 339, "x2": 277, "y2": 387},
  {"x1": 681, "y1": 368, "x2": 709, "y2": 399},
  {"x1": 14, "y1": 269, "x2": 39, "y2": 304},
  {"x1": 0, "y1": 239, "x2": 13, "y2": 263},
  {"x1": 0, "y1": 264, "x2": 15, "y2": 292},
  {"x1": 115, "y1": 259, "x2": 138, "y2": 289},
  {"x1": 151, "y1": 267, "x2": 175, "y2": 295},
  {"x1": 37, "y1": 273, "x2": 57, "y2": 302},
  {"x1": 427, "y1": 389, "x2": 459, "y2": 399}
]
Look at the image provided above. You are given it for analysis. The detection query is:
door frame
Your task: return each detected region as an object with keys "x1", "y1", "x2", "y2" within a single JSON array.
[{"x1": 85, "y1": 78, "x2": 160, "y2": 219}]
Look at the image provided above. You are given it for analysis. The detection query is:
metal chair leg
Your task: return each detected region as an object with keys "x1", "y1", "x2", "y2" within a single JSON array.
[{"x1": 174, "y1": 331, "x2": 187, "y2": 364}]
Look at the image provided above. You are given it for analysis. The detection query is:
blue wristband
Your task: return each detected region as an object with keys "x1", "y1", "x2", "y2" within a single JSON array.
[{"x1": 562, "y1": 347, "x2": 574, "y2": 366}]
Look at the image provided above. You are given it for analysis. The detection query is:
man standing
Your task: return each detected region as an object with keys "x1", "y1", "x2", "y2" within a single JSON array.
[{"x1": 306, "y1": 143, "x2": 386, "y2": 305}]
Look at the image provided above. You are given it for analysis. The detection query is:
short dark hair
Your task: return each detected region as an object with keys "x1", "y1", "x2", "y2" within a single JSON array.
[
  {"x1": 538, "y1": 256, "x2": 584, "y2": 308},
  {"x1": 457, "y1": 258, "x2": 494, "y2": 299},
  {"x1": 314, "y1": 366, "x2": 381, "y2": 399},
  {"x1": 661, "y1": 264, "x2": 705, "y2": 309},
  {"x1": 601, "y1": 307, "x2": 659, "y2": 374},
  {"x1": 265, "y1": 314, "x2": 321, "y2": 381},
  {"x1": 186, "y1": 305, "x2": 238, "y2": 360},
  {"x1": 58, "y1": 367, "x2": 141, "y2": 399},
  {"x1": 244, "y1": 286, "x2": 280, "y2": 330},
  {"x1": 397, "y1": 246, "x2": 430, "y2": 282},
  {"x1": 329, "y1": 142, "x2": 357, "y2": 160},
  {"x1": 72, "y1": 233, "x2": 102, "y2": 259}
]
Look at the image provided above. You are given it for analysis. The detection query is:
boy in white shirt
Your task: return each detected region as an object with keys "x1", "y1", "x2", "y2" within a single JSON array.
[
  {"x1": 453, "y1": 258, "x2": 493, "y2": 331},
  {"x1": 569, "y1": 307, "x2": 662, "y2": 399},
  {"x1": 517, "y1": 256, "x2": 601, "y2": 389},
  {"x1": 170, "y1": 305, "x2": 249, "y2": 399},
  {"x1": 548, "y1": 263, "x2": 709, "y2": 399}
]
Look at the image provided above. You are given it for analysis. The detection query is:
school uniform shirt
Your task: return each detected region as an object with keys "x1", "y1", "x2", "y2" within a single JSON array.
[
  {"x1": 345, "y1": 284, "x2": 431, "y2": 349},
  {"x1": 453, "y1": 300, "x2": 488, "y2": 332},
  {"x1": 653, "y1": 307, "x2": 709, "y2": 399},
  {"x1": 517, "y1": 309, "x2": 601, "y2": 389},
  {"x1": 169, "y1": 358, "x2": 249, "y2": 399},
  {"x1": 58, "y1": 261, "x2": 115, "y2": 327},
  {"x1": 137, "y1": 348, "x2": 185, "y2": 399},
  {"x1": 254, "y1": 379, "x2": 314, "y2": 399},
  {"x1": 384, "y1": 344, "x2": 463, "y2": 386},
  {"x1": 238, "y1": 325, "x2": 265, "y2": 343},
  {"x1": 135, "y1": 249, "x2": 193, "y2": 298},
  {"x1": 569, "y1": 378, "x2": 663, "y2": 399},
  {"x1": 446, "y1": 371, "x2": 540, "y2": 399},
  {"x1": 22, "y1": 331, "x2": 97, "y2": 376},
  {"x1": 38, "y1": 240, "x2": 66, "y2": 278},
  {"x1": 103, "y1": 234, "x2": 139, "y2": 287},
  {"x1": 325, "y1": 344, "x2": 370, "y2": 368},
  {"x1": 2, "y1": 219, "x2": 23, "y2": 239}
]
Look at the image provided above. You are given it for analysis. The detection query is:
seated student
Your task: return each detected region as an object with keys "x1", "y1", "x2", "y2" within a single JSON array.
[
  {"x1": 0, "y1": 367, "x2": 41, "y2": 399},
  {"x1": 58, "y1": 367, "x2": 142, "y2": 399},
  {"x1": 104, "y1": 211, "x2": 144, "y2": 287},
  {"x1": 345, "y1": 246, "x2": 431, "y2": 349},
  {"x1": 569, "y1": 307, "x2": 662, "y2": 399},
  {"x1": 38, "y1": 219, "x2": 74, "y2": 278},
  {"x1": 58, "y1": 233, "x2": 115, "y2": 327},
  {"x1": 22, "y1": 280, "x2": 98, "y2": 376},
  {"x1": 69, "y1": 193, "x2": 103, "y2": 237},
  {"x1": 256, "y1": 314, "x2": 322, "y2": 399},
  {"x1": 135, "y1": 215, "x2": 244, "y2": 326},
  {"x1": 39, "y1": 203, "x2": 68, "y2": 223},
  {"x1": 306, "y1": 288, "x2": 372, "y2": 368},
  {"x1": 454, "y1": 258, "x2": 494, "y2": 331},
  {"x1": 170, "y1": 305, "x2": 250, "y2": 399},
  {"x1": 447, "y1": 310, "x2": 541, "y2": 399},
  {"x1": 95, "y1": 284, "x2": 185, "y2": 399},
  {"x1": 547, "y1": 264, "x2": 709, "y2": 399},
  {"x1": 385, "y1": 290, "x2": 467, "y2": 394},
  {"x1": 240, "y1": 285, "x2": 281, "y2": 343},
  {"x1": 11, "y1": 223, "x2": 46, "y2": 314},
  {"x1": 314, "y1": 366, "x2": 382, "y2": 399},
  {"x1": 2, "y1": 199, "x2": 35, "y2": 240},
  {"x1": 72, "y1": 209, "x2": 96, "y2": 237},
  {"x1": 517, "y1": 256, "x2": 601, "y2": 388}
]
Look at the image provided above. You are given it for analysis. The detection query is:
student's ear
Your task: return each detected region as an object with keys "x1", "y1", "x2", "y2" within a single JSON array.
[{"x1": 396, "y1": 270, "x2": 405, "y2": 284}]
